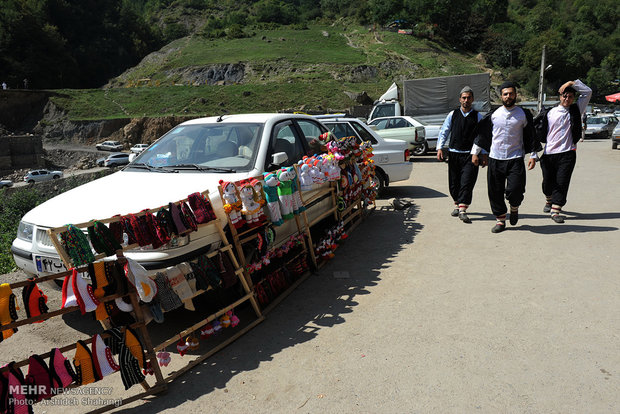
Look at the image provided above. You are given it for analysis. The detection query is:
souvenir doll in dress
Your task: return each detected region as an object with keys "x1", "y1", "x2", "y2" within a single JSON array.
[
  {"x1": 298, "y1": 161, "x2": 313, "y2": 191},
  {"x1": 262, "y1": 172, "x2": 284, "y2": 226},
  {"x1": 250, "y1": 178, "x2": 267, "y2": 223},
  {"x1": 276, "y1": 168, "x2": 295, "y2": 220},
  {"x1": 286, "y1": 166, "x2": 305, "y2": 214},
  {"x1": 219, "y1": 180, "x2": 245, "y2": 229},
  {"x1": 238, "y1": 180, "x2": 263, "y2": 228}
]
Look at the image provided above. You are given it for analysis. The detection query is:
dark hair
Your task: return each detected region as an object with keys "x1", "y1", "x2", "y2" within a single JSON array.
[
  {"x1": 563, "y1": 86, "x2": 577, "y2": 95},
  {"x1": 499, "y1": 81, "x2": 517, "y2": 93}
]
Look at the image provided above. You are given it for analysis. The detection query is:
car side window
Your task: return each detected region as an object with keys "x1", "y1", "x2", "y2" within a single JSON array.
[
  {"x1": 294, "y1": 119, "x2": 327, "y2": 155},
  {"x1": 269, "y1": 121, "x2": 301, "y2": 168},
  {"x1": 350, "y1": 122, "x2": 378, "y2": 144},
  {"x1": 392, "y1": 118, "x2": 409, "y2": 128},
  {"x1": 371, "y1": 119, "x2": 389, "y2": 130}
]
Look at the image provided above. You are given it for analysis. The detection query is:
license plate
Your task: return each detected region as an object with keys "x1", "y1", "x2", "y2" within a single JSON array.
[{"x1": 35, "y1": 255, "x2": 67, "y2": 274}]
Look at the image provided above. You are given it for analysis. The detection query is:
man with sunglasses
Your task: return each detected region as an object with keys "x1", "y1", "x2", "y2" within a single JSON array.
[
  {"x1": 437, "y1": 86, "x2": 483, "y2": 223},
  {"x1": 534, "y1": 80, "x2": 591, "y2": 223}
]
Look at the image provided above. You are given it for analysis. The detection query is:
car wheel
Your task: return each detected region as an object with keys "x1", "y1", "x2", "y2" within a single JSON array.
[
  {"x1": 28, "y1": 179, "x2": 35, "y2": 184},
  {"x1": 372, "y1": 169, "x2": 387, "y2": 197},
  {"x1": 53, "y1": 175, "x2": 60, "y2": 179},
  {"x1": 613, "y1": 141, "x2": 618, "y2": 150},
  {"x1": 413, "y1": 141, "x2": 428, "y2": 156}
]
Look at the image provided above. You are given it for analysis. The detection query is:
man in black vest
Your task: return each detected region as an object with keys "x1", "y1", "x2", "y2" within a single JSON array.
[
  {"x1": 534, "y1": 80, "x2": 591, "y2": 223},
  {"x1": 437, "y1": 86, "x2": 483, "y2": 223}
]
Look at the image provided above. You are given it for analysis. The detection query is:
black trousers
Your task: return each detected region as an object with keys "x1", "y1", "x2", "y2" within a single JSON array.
[
  {"x1": 540, "y1": 150, "x2": 576, "y2": 207},
  {"x1": 487, "y1": 157, "x2": 526, "y2": 216},
  {"x1": 448, "y1": 152, "x2": 479, "y2": 205}
]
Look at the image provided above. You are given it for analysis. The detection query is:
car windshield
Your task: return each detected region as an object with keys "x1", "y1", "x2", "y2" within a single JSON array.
[
  {"x1": 129, "y1": 122, "x2": 263, "y2": 172},
  {"x1": 588, "y1": 117, "x2": 607, "y2": 125}
]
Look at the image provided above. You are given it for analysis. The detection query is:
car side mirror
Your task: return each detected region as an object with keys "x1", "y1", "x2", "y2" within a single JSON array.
[{"x1": 271, "y1": 151, "x2": 288, "y2": 166}]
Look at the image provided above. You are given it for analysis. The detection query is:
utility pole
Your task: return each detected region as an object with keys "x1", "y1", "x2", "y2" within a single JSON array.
[{"x1": 537, "y1": 45, "x2": 547, "y2": 114}]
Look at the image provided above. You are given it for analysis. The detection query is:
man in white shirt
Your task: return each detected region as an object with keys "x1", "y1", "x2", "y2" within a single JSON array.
[
  {"x1": 437, "y1": 86, "x2": 484, "y2": 223},
  {"x1": 471, "y1": 81, "x2": 540, "y2": 233},
  {"x1": 534, "y1": 80, "x2": 591, "y2": 223}
]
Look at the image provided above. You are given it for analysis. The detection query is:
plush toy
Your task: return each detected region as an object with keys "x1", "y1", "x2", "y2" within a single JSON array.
[
  {"x1": 212, "y1": 319, "x2": 222, "y2": 335},
  {"x1": 238, "y1": 180, "x2": 263, "y2": 228},
  {"x1": 200, "y1": 323, "x2": 214, "y2": 339},
  {"x1": 262, "y1": 172, "x2": 284, "y2": 226},
  {"x1": 220, "y1": 312, "x2": 231, "y2": 328},
  {"x1": 298, "y1": 162, "x2": 313, "y2": 191},
  {"x1": 325, "y1": 154, "x2": 341, "y2": 181},
  {"x1": 186, "y1": 334, "x2": 200, "y2": 351},
  {"x1": 229, "y1": 310, "x2": 240, "y2": 327},
  {"x1": 276, "y1": 169, "x2": 295, "y2": 220},
  {"x1": 249, "y1": 178, "x2": 267, "y2": 224},
  {"x1": 286, "y1": 166, "x2": 305, "y2": 214},
  {"x1": 176, "y1": 338, "x2": 189, "y2": 356},
  {"x1": 219, "y1": 180, "x2": 244, "y2": 229},
  {"x1": 309, "y1": 159, "x2": 324, "y2": 184}
]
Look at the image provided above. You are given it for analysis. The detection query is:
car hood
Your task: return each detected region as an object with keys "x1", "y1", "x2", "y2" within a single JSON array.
[{"x1": 21, "y1": 169, "x2": 254, "y2": 228}]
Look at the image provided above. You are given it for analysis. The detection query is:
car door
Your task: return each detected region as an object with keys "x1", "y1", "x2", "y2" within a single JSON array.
[
  {"x1": 292, "y1": 119, "x2": 328, "y2": 155},
  {"x1": 39, "y1": 170, "x2": 49, "y2": 181},
  {"x1": 266, "y1": 120, "x2": 303, "y2": 170}
]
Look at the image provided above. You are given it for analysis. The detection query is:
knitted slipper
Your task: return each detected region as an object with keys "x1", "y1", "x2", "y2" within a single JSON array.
[
  {"x1": 153, "y1": 272, "x2": 183, "y2": 312},
  {"x1": 91, "y1": 334, "x2": 120, "y2": 378},
  {"x1": 0, "y1": 283, "x2": 19, "y2": 341},
  {"x1": 6, "y1": 362, "x2": 31, "y2": 414},
  {"x1": 22, "y1": 278, "x2": 49, "y2": 322},
  {"x1": 157, "y1": 351, "x2": 171, "y2": 367},
  {"x1": 25, "y1": 354, "x2": 53, "y2": 401},
  {"x1": 176, "y1": 338, "x2": 189, "y2": 356},
  {"x1": 123, "y1": 258, "x2": 157, "y2": 303},
  {"x1": 73, "y1": 340, "x2": 101, "y2": 385},
  {"x1": 115, "y1": 297, "x2": 134, "y2": 313},
  {"x1": 118, "y1": 340, "x2": 145, "y2": 390},
  {"x1": 124, "y1": 327, "x2": 146, "y2": 369},
  {"x1": 49, "y1": 348, "x2": 77, "y2": 389},
  {"x1": 90, "y1": 262, "x2": 112, "y2": 321}
]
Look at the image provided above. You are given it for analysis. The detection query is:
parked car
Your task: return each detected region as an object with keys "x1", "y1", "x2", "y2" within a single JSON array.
[
  {"x1": 96, "y1": 140, "x2": 123, "y2": 151},
  {"x1": 612, "y1": 123, "x2": 620, "y2": 150},
  {"x1": 368, "y1": 116, "x2": 426, "y2": 154},
  {"x1": 318, "y1": 115, "x2": 412, "y2": 195},
  {"x1": 103, "y1": 152, "x2": 130, "y2": 167},
  {"x1": 585, "y1": 116, "x2": 617, "y2": 139},
  {"x1": 0, "y1": 179, "x2": 13, "y2": 189},
  {"x1": 130, "y1": 143, "x2": 149, "y2": 153},
  {"x1": 12, "y1": 113, "x2": 334, "y2": 279},
  {"x1": 23, "y1": 169, "x2": 63, "y2": 184}
]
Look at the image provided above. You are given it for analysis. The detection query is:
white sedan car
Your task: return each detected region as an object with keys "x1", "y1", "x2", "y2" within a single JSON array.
[
  {"x1": 130, "y1": 143, "x2": 149, "y2": 153},
  {"x1": 319, "y1": 116, "x2": 412, "y2": 195}
]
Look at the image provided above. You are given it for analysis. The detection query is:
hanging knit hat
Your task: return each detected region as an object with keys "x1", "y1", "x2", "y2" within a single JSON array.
[
  {"x1": 190, "y1": 254, "x2": 222, "y2": 290},
  {"x1": 61, "y1": 269, "x2": 100, "y2": 315},
  {"x1": 60, "y1": 224, "x2": 95, "y2": 266},
  {"x1": 124, "y1": 327, "x2": 146, "y2": 369},
  {"x1": 144, "y1": 210, "x2": 169, "y2": 249},
  {"x1": 91, "y1": 334, "x2": 120, "y2": 378},
  {"x1": 126, "y1": 213, "x2": 153, "y2": 247},
  {"x1": 156, "y1": 207, "x2": 178, "y2": 237},
  {"x1": 73, "y1": 340, "x2": 101, "y2": 385},
  {"x1": 118, "y1": 339, "x2": 145, "y2": 390},
  {"x1": 87, "y1": 221, "x2": 122, "y2": 257},
  {"x1": 152, "y1": 272, "x2": 183, "y2": 312},
  {"x1": 49, "y1": 348, "x2": 77, "y2": 389},
  {"x1": 25, "y1": 354, "x2": 53, "y2": 401},
  {"x1": 119, "y1": 215, "x2": 138, "y2": 245},
  {"x1": 187, "y1": 192, "x2": 217, "y2": 224},
  {"x1": 123, "y1": 257, "x2": 157, "y2": 303},
  {"x1": 0, "y1": 283, "x2": 19, "y2": 341},
  {"x1": 180, "y1": 202, "x2": 198, "y2": 232},
  {"x1": 6, "y1": 362, "x2": 31, "y2": 414},
  {"x1": 169, "y1": 202, "x2": 189, "y2": 235},
  {"x1": 108, "y1": 215, "x2": 125, "y2": 245},
  {"x1": 22, "y1": 278, "x2": 49, "y2": 322}
]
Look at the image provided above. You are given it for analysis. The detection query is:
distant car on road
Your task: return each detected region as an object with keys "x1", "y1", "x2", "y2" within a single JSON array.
[
  {"x1": 130, "y1": 143, "x2": 149, "y2": 153},
  {"x1": 585, "y1": 116, "x2": 617, "y2": 139},
  {"x1": 102, "y1": 152, "x2": 130, "y2": 167},
  {"x1": 0, "y1": 179, "x2": 13, "y2": 189},
  {"x1": 24, "y1": 169, "x2": 63, "y2": 184},
  {"x1": 96, "y1": 140, "x2": 123, "y2": 151}
]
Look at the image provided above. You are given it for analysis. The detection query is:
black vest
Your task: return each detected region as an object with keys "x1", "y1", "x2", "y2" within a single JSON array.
[{"x1": 449, "y1": 108, "x2": 479, "y2": 151}]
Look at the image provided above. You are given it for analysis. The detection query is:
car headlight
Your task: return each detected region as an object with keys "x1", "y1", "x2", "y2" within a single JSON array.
[{"x1": 17, "y1": 221, "x2": 34, "y2": 242}]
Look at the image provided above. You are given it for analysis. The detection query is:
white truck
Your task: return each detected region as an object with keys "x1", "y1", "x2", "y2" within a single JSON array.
[{"x1": 368, "y1": 73, "x2": 492, "y2": 154}]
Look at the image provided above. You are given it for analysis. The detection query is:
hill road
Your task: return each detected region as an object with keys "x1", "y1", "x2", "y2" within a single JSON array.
[{"x1": 2, "y1": 139, "x2": 618, "y2": 414}]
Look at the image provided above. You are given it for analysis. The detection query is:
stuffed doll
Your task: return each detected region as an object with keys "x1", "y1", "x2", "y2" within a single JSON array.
[
  {"x1": 262, "y1": 173, "x2": 284, "y2": 226},
  {"x1": 286, "y1": 166, "x2": 305, "y2": 214},
  {"x1": 238, "y1": 180, "x2": 262, "y2": 228},
  {"x1": 276, "y1": 168, "x2": 295, "y2": 220},
  {"x1": 219, "y1": 180, "x2": 245, "y2": 229},
  {"x1": 249, "y1": 178, "x2": 267, "y2": 224},
  {"x1": 298, "y1": 162, "x2": 313, "y2": 191}
]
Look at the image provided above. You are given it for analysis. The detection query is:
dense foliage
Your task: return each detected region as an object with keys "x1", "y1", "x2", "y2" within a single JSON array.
[{"x1": 0, "y1": 0, "x2": 618, "y2": 95}]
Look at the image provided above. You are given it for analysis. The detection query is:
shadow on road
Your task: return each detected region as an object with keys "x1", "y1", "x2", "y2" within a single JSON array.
[{"x1": 117, "y1": 202, "x2": 422, "y2": 413}]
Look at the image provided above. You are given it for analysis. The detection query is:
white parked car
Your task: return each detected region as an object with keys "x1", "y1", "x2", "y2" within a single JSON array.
[
  {"x1": 23, "y1": 169, "x2": 63, "y2": 184},
  {"x1": 96, "y1": 140, "x2": 123, "y2": 151},
  {"x1": 319, "y1": 115, "x2": 412, "y2": 194},
  {"x1": 369, "y1": 115, "x2": 440, "y2": 155},
  {"x1": 0, "y1": 179, "x2": 13, "y2": 189},
  {"x1": 130, "y1": 143, "x2": 149, "y2": 153},
  {"x1": 12, "y1": 114, "x2": 334, "y2": 279},
  {"x1": 103, "y1": 152, "x2": 130, "y2": 167}
]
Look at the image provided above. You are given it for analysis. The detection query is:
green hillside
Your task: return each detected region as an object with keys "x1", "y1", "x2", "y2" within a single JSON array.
[{"x1": 51, "y1": 24, "x2": 488, "y2": 120}]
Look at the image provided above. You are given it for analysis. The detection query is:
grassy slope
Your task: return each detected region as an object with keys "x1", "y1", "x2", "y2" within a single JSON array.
[{"x1": 51, "y1": 24, "x2": 487, "y2": 120}]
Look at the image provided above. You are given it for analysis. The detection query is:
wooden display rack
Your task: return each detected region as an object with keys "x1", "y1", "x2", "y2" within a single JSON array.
[{"x1": 40, "y1": 189, "x2": 263, "y2": 410}]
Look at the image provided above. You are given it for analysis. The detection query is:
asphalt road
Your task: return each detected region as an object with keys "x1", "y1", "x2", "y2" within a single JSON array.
[{"x1": 2, "y1": 139, "x2": 618, "y2": 414}]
